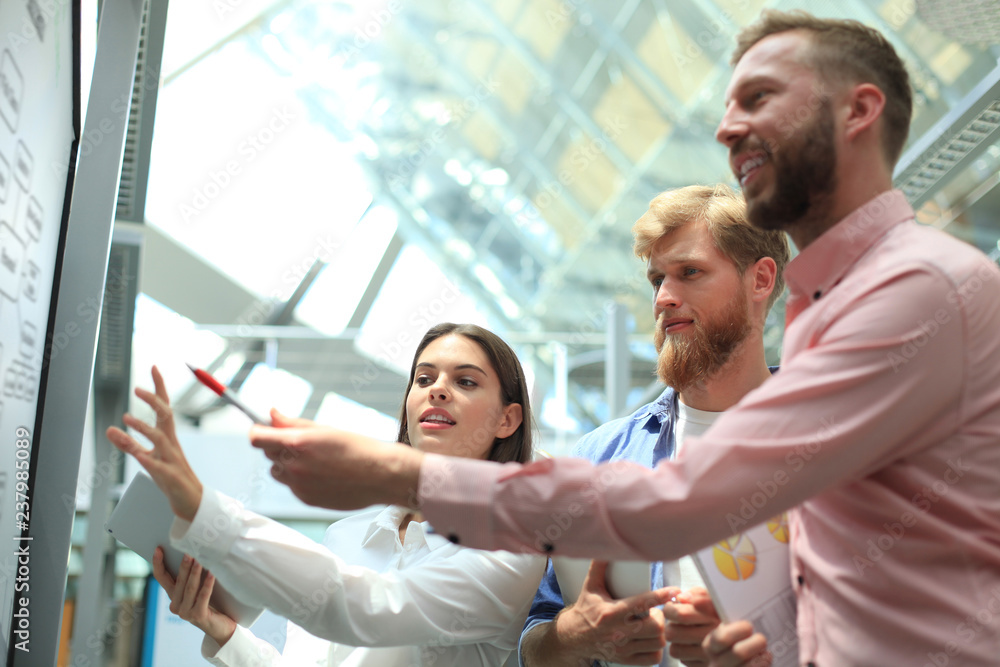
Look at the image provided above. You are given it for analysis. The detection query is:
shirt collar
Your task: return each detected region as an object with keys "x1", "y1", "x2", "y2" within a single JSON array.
[
  {"x1": 784, "y1": 190, "x2": 913, "y2": 305},
  {"x1": 633, "y1": 387, "x2": 678, "y2": 423},
  {"x1": 361, "y1": 505, "x2": 447, "y2": 552},
  {"x1": 361, "y1": 505, "x2": 409, "y2": 545}
]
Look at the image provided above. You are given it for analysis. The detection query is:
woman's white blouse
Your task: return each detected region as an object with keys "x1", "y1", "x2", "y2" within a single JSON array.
[{"x1": 170, "y1": 488, "x2": 545, "y2": 666}]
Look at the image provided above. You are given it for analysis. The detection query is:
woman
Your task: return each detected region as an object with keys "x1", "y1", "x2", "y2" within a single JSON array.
[{"x1": 107, "y1": 323, "x2": 545, "y2": 666}]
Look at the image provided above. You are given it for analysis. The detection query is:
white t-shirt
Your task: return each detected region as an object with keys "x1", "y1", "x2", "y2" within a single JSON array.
[{"x1": 663, "y1": 400, "x2": 721, "y2": 667}]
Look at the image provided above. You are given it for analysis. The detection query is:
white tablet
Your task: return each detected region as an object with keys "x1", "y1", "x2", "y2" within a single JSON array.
[
  {"x1": 552, "y1": 556, "x2": 652, "y2": 604},
  {"x1": 105, "y1": 472, "x2": 264, "y2": 627}
]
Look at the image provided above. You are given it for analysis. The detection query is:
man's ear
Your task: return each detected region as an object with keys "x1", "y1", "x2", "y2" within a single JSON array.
[
  {"x1": 495, "y1": 403, "x2": 523, "y2": 439},
  {"x1": 747, "y1": 256, "x2": 778, "y2": 305},
  {"x1": 843, "y1": 82, "x2": 885, "y2": 144}
]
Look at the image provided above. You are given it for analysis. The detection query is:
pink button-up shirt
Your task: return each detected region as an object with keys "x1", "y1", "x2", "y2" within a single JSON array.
[{"x1": 419, "y1": 190, "x2": 1000, "y2": 666}]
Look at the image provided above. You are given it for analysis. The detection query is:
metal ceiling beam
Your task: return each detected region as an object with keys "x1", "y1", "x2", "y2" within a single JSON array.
[
  {"x1": 289, "y1": 80, "x2": 525, "y2": 332},
  {"x1": 468, "y1": 0, "x2": 651, "y2": 186},
  {"x1": 847, "y1": 0, "x2": 959, "y2": 105},
  {"x1": 394, "y1": 13, "x2": 591, "y2": 265},
  {"x1": 160, "y1": 0, "x2": 292, "y2": 86},
  {"x1": 894, "y1": 62, "x2": 1000, "y2": 209},
  {"x1": 574, "y1": 0, "x2": 716, "y2": 135},
  {"x1": 346, "y1": 228, "x2": 404, "y2": 330}
]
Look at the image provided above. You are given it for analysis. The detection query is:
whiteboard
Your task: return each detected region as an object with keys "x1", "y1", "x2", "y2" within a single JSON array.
[{"x1": 0, "y1": 0, "x2": 77, "y2": 657}]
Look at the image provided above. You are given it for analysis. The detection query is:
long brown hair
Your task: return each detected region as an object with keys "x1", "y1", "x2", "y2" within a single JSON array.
[{"x1": 396, "y1": 323, "x2": 532, "y2": 464}]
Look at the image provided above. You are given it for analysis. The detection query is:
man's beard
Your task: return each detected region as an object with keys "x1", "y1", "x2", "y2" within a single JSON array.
[
  {"x1": 744, "y1": 99, "x2": 838, "y2": 232},
  {"x1": 654, "y1": 292, "x2": 752, "y2": 391}
]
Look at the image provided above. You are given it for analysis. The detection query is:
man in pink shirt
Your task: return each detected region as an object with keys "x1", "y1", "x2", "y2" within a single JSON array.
[{"x1": 246, "y1": 10, "x2": 1000, "y2": 667}]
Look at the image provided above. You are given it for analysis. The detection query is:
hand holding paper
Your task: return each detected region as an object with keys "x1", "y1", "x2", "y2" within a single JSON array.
[
  {"x1": 703, "y1": 620, "x2": 771, "y2": 667},
  {"x1": 151, "y1": 547, "x2": 237, "y2": 647},
  {"x1": 663, "y1": 587, "x2": 721, "y2": 664}
]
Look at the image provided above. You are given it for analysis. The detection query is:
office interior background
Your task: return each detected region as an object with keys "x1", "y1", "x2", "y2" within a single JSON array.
[{"x1": 55, "y1": 0, "x2": 1000, "y2": 663}]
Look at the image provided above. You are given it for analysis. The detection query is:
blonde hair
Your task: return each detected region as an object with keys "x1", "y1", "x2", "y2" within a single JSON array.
[{"x1": 633, "y1": 184, "x2": 790, "y2": 311}]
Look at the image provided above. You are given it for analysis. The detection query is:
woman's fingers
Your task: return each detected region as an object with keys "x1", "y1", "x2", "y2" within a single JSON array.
[
  {"x1": 196, "y1": 572, "x2": 217, "y2": 611},
  {"x1": 149, "y1": 366, "x2": 180, "y2": 440},
  {"x1": 169, "y1": 555, "x2": 193, "y2": 614},
  {"x1": 182, "y1": 559, "x2": 204, "y2": 613},
  {"x1": 106, "y1": 426, "x2": 156, "y2": 469},
  {"x1": 151, "y1": 365, "x2": 170, "y2": 406},
  {"x1": 170, "y1": 556, "x2": 206, "y2": 619},
  {"x1": 151, "y1": 546, "x2": 176, "y2": 596},
  {"x1": 134, "y1": 387, "x2": 174, "y2": 432},
  {"x1": 120, "y1": 413, "x2": 166, "y2": 448}
]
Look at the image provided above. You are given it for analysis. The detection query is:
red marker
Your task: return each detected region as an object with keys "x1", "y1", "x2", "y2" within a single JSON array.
[{"x1": 186, "y1": 363, "x2": 270, "y2": 425}]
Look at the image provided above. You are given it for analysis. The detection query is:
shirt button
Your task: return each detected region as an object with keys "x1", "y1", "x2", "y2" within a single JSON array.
[
  {"x1": 813, "y1": 290, "x2": 822, "y2": 300},
  {"x1": 447, "y1": 533, "x2": 460, "y2": 544},
  {"x1": 542, "y1": 543, "x2": 554, "y2": 553},
  {"x1": 797, "y1": 575, "x2": 804, "y2": 586}
]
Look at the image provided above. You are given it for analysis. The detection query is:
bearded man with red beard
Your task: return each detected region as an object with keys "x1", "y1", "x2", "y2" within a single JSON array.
[{"x1": 518, "y1": 184, "x2": 789, "y2": 667}]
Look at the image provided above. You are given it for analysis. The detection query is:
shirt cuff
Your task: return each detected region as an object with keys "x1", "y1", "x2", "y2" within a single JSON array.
[
  {"x1": 170, "y1": 488, "x2": 244, "y2": 565},
  {"x1": 418, "y1": 453, "x2": 501, "y2": 550},
  {"x1": 203, "y1": 624, "x2": 277, "y2": 666}
]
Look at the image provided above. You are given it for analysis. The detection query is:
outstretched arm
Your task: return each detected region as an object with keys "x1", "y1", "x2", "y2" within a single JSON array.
[
  {"x1": 249, "y1": 419, "x2": 422, "y2": 510},
  {"x1": 109, "y1": 367, "x2": 543, "y2": 648},
  {"x1": 171, "y1": 485, "x2": 546, "y2": 648}
]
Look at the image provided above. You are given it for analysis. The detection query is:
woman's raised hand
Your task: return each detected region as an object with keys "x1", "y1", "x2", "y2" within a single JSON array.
[{"x1": 106, "y1": 365, "x2": 203, "y2": 521}]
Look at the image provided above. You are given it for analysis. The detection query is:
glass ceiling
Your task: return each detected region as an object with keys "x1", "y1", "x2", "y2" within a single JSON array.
[{"x1": 138, "y1": 0, "x2": 1000, "y2": 442}]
